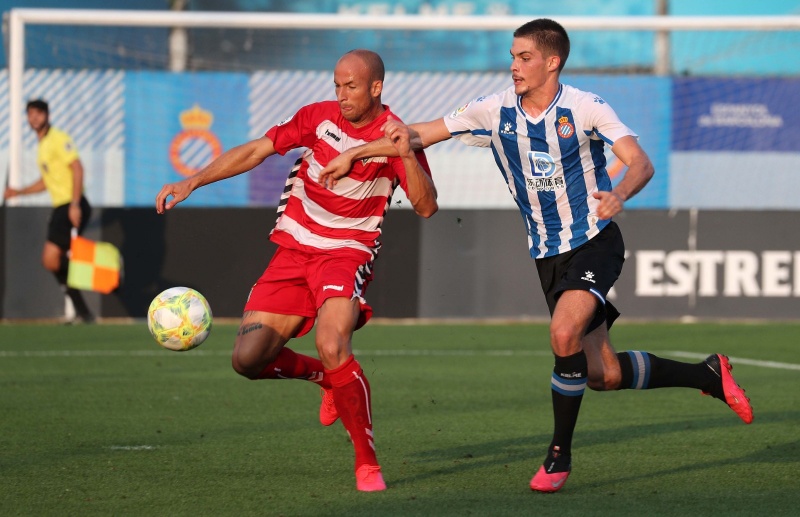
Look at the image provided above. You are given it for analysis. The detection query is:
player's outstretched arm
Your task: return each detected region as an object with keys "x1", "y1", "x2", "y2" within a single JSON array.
[
  {"x1": 317, "y1": 136, "x2": 397, "y2": 190},
  {"x1": 4, "y1": 178, "x2": 46, "y2": 199},
  {"x1": 318, "y1": 118, "x2": 451, "y2": 189},
  {"x1": 592, "y1": 135, "x2": 654, "y2": 220},
  {"x1": 156, "y1": 136, "x2": 276, "y2": 213},
  {"x1": 386, "y1": 117, "x2": 438, "y2": 218}
]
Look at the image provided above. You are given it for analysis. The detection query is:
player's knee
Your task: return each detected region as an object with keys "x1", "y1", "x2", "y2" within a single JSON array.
[
  {"x1": 315, "y1": 337, "x2": 350, "y2": 370},
  {"x1": 550, "y1": 323, "x2": 582, "y2": 355},
  {"x1": 587, "y1": 370, "x2": 622, "y2": 391},
  {"x1": 316, "y1": 346, "x2": 339, "y2": 370},
  {"x1": 231, "y1": 355, "x2": 260, "y2": 379},
  {"x1": 586, "y1": 375, "x2": 617, "y2": 391},
  {"x1": 231, "y1": 338, "x2": 279, "y2": 380},
  {"x1": 41, "y1": 255, "x2": 60, "y2": 273}
]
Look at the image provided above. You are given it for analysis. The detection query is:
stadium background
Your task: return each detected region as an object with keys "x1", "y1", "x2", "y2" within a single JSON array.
[{"x1": 1, "y1": 0, "x2": 798, "y2": 321}]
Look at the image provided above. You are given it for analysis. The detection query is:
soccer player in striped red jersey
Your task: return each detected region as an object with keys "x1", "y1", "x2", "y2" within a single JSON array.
[
  {"x1": 320, "y1": 20, "x2": 752, "y2": 493},
  {"x1": 155, "y1": 49, "x2": 438, "y2": 492}
]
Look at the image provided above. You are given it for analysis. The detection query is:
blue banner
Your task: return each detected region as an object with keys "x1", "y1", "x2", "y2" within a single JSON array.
[
  {"x1": 670, "y1": 77, "x2": 800, "y2": 209},
  {"x1": 673, "y1": 78, "x2": 800, "y2": 152},
  {"x1": 124, "y1": 72, "x2": 250, "y2": 206}
]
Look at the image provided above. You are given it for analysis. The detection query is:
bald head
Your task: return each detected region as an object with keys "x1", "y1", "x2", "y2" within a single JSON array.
[
  {"x1": 333, "y1": 49, "x2": 386, "y2": 127},
  {"x1": 339, "y1": 49, "x2": 385, "y2": 83}
]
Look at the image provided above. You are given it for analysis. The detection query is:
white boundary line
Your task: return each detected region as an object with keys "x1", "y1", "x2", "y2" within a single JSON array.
[
  {"x1": 104, "y1": 445, "x2": 158, "y2": 451},
  {"x1": 665, "y1": 351, "x2": 800, "y2": 371},
  {"x1": 1, "y1": 348, "x2": 798, "y2": 371}
]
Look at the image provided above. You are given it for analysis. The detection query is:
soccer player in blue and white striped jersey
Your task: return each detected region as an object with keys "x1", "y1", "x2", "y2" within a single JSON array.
[{"x1": 319, "y1": 19, "x2": 752, "y2": 493}]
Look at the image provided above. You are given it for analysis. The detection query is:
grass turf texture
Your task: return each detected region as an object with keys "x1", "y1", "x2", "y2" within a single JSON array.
[{"x1": 1, "y1": 322, "x2": 798, "y2": 516}]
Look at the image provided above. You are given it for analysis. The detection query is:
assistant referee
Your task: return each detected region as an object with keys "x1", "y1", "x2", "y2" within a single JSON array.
[{"x1": 4, "y1": 99, "x2": 94, "y2": 323}]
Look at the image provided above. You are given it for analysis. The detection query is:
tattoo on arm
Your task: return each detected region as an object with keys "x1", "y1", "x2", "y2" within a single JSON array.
[{"x1": 237, "y1": 323, "x2": 263, "y2": 336}]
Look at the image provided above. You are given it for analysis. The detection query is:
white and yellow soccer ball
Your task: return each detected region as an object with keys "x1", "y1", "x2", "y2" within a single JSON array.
[{"x1": 147, "y1": 287, "x2": 212, "y2": 351}]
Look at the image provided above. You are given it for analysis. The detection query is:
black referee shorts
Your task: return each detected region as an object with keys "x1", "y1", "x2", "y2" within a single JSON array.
[
  {"x1": 47, "y1": 196, "x2": 92, "y2": 251},
  {"x1": 535, "y1": 221, "x2": 625, "y2": 333}
]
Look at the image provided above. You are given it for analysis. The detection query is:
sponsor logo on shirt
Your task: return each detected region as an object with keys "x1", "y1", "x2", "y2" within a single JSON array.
[
  {"x1": 323, "y1": 284, "x2": 345, "y2": 291},
  {"x1": 557, "y1": 116, "x2": 575, "y2": 139},
  {"x1": 278, "y1": 115, "x2": 293, "y2": 126},
  {"x1": 526, "y1": 176, "x2": 565, "y2": 192},
  {"x1": 527, "y1": 151, "x2": 556, "y2": 177},
  {"x1": 324, "y1": 129, "x2": 341, "y2": 142},
  {"x1": 581, "y1": 271, "x2": 596, "y2": 283},
  {"x1": 525, "y1": 151, "x2": 563, "y2": 192},
  {"x1": 500, "y1": 121, "x2": 515, "y2": 135},
  {"x1": 593, "y1": 96, "x2": 606, "y2": 105}
]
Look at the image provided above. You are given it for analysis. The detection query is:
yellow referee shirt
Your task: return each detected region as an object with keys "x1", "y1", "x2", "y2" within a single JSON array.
[{"x1": 37, "y1": 126, "x2": 81, "y2": 207}]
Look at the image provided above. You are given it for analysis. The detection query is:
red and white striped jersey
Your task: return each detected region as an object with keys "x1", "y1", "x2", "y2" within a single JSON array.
[{"x1": 265, "y1": 101, "x2": 431, "y2": 257}]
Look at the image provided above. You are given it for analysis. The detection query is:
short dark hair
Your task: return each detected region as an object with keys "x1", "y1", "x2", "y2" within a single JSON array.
[
  {"x1": 26, "y1": 99, "x2": 49, "y2": 113},
  {"x1": 513, "y1": 18, "x2": 570, "y2": 72}
]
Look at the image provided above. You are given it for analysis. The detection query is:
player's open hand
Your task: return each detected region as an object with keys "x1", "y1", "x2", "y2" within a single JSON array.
[
  {"x1": 318, "y1": 152, "x2": 355, "y2": 189},
  {"x1": 592, "y1": 190, "x2": 624, "y2": 220},
  {"x1": 382, "y1": 116, "x2": 413, "y2": 157},
  {"x1": 156, "y1": 179, "x2": 194, "y2": 214}
]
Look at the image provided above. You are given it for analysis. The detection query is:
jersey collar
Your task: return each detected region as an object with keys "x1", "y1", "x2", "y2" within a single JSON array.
[{"x1": 516, "y1": 83, "x2": 563, "y2": 120}]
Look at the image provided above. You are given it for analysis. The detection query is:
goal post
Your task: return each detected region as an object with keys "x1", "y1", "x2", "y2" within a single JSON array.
[{"x1": 5, "y1": 8, "x2": 800, "y2": 209}]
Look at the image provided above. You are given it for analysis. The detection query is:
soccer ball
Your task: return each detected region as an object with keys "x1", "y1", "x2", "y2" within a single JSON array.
[{"x1": 147, "y1": 287, "x2": 212, "y2": 351}]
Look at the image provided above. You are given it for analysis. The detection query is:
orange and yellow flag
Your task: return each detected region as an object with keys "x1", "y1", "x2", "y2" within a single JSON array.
[{"x1": 67, "y1": 233, "x2": 121, "y2": 294}]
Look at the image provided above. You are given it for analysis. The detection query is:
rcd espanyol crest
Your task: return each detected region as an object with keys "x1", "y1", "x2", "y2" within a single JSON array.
[{"x1": 169, "y1": 104, "x2": 223, "y2": 177}]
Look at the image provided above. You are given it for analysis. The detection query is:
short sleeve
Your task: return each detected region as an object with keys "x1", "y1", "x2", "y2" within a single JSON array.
[
  {"x1": 577, "y1": 93, "x2": 638, "y2": 146},
  {"x1": 58, "y1": 132, "x2": 80, "y2": 163},
  {"x1": 265, "y1": 103, "x2": 319, "y2": 155},
  {"x1": 442, "y1": 94, "x2": 497, "y2": 148}
]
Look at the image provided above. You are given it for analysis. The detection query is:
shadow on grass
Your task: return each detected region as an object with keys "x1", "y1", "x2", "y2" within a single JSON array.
[{"x1": 388, "y1": 410, "x2": 800, "y2": 487}]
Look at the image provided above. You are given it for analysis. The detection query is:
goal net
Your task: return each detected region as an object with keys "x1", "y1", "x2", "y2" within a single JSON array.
[{"x1": 3, "y1": 9, "x2": 799, "y2": 211}]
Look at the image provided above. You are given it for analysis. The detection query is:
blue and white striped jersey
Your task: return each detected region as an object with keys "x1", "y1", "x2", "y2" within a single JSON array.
[{"x1": 443, "y1": 84, "x2": 637, "y2": 259}]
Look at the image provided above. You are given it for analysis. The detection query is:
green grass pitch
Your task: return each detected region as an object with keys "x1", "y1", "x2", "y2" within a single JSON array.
[{"x1": 1, "y1": 322, "x2": 799, "y2": 516}]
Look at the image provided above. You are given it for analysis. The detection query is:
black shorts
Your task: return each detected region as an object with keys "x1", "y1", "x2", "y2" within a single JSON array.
[
  {"x1": 535, "y1": 221, "x2": 625, "y2": 333},
  {"x1": 47, "y1": 196, "x2": 92, "y2": 251}
]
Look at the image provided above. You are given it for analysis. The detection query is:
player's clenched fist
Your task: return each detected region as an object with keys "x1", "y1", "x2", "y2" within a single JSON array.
[
  {"x1": 382, "y1": 116, "x2": 413, "y2": 158},
  {"x1": 592, "y1": 190, "x2": 624, "y2": 220}
]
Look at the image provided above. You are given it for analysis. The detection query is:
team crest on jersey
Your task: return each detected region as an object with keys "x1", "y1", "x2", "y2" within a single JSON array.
[
  {"x1": 361, "y1": 157, "x2": 388, "y2": 166},
  {"x1": 450, "y1": 101, "x2": 471, "y2": 118},
  {"x1": 557, "y1": 116, "x2": 575, "y2": 139}
]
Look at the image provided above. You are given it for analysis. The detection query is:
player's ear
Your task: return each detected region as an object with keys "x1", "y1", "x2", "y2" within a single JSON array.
[
  {"x1": 548, "y1": 56, "x2": 561, "y2": 72},
  {"x1": 371, "y1": 80, "x2": 383, "y2": 98}
]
